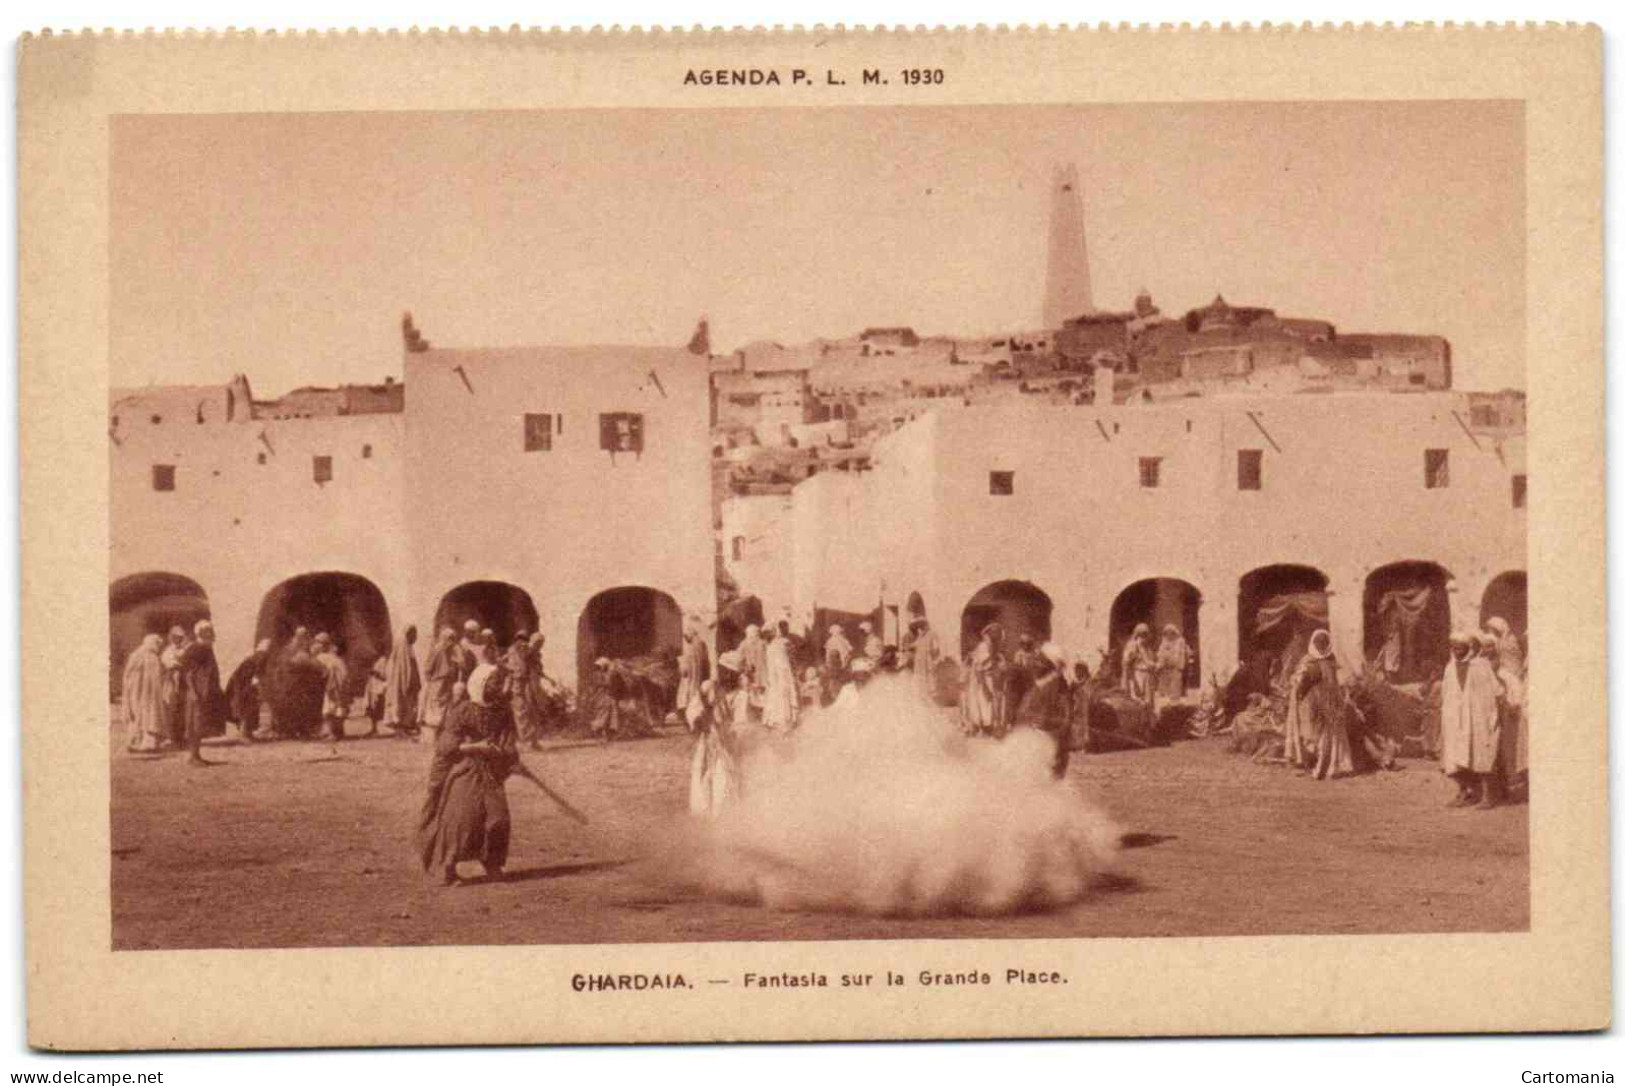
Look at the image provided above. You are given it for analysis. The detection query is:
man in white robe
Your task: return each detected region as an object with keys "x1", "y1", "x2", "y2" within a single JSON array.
[
  {"x1": 760, "y1": 625, "x2": 799, "y2": 732},
  {"x1": 1439, "y1": 632, "x2": 1504, "y2": 807},
  {"x1": 122, "y1": 633, "x2": 166, "y2": 753}
]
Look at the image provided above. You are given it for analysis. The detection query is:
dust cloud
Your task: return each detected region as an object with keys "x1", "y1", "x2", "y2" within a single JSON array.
[{"x1": 669, "y1": 676, "x2": 1121, "y2": 917}]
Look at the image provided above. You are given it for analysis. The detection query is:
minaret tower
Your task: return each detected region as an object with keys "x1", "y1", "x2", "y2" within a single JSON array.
[{"x1": 1042, "y1": 163, "x2": 1094, "y2": 329}]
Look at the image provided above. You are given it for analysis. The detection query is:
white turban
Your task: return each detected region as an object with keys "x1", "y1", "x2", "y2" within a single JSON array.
[{"x1": 467, "y1": 664, "x2": 497, "y2": 707}]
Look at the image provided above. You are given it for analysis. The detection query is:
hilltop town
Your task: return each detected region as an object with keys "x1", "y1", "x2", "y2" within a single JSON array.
[{"x1": 108, "y1": 165, "x2": 1527, "y2": 713}]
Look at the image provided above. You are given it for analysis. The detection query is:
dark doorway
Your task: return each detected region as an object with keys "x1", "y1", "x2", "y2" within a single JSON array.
[
  {"x1": 256, "y1": 572, "x2": 392, "y2": 677},
  {"x1": 959, "y1": 580, "x2": 1052, "y2": 658},
  {"x1": 433, "y1": 581, "x2": 540, "y2": 651},
  {"x1": 1480, "y1": 570, "x2": 1528, "y2": 638},
  {"x1": 577, "y1": 586, "x2": 683, "y2": 691},
  {"x1": 109, "y1": 572, "x2": 209, "y2": 700},
  {"x1": 1237, "y1": 564, "x2": 1329, "y2": 675},
  {"x1": 1110, "y1": 578, "x2": 1202, "y2": 685},
  {"x1": 1363, "y1": 562, "x2": 1453, "y2": 683},
  {"x1": 905, "y1": 591, "x2": 926, "y2": 621},
  {"x1": 716, "y1": 595, "x2": 764, "y2": 657}
]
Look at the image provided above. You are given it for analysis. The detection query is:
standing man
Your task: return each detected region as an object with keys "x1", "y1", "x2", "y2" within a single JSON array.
[
  {"x1": 420, "y1": 627, "x2": 459, "y2": 747},
  {"x1": 179, "y1": 620, "x2": 224, "y2": 767},
  {"x1": 1439, "y1": 632, "x2": 1505, "y2": 807},
  {"x1": 122, "y1": 633, "x2": 167, "y2": 753},
  {"x1": 382, "y1": 626, "x2": 423, "y2": 739},
  {"x1": 960, "y1": 622, "x2": 1004, "y2": 736},
  {"x1": 313, "y1": 633, "x2": 351, "y2": 741},
  {"x1": 761, "y1": 624, "x2": 799, "y2": 732},
  {"x1": 1121, "y1": 624, "x2": 1156, "y2": 705},
  {"x1": 160, "y1": 625, "x2": 190, "y2": 749},
  {"x1": 504, "y1": 629, "x2": 539, "y2": 747},
  {"x1": 907, "y1": 617, "x2": 940, "y2": 706},
  {"x1": 1469, "y1": 633, "x2": 1509, "y2": 809},
  {"x1": 417, "y1": 660, "x2": 517, "y2": 887},
  {"x1": 1156, "y1": 624, "x2": 1191, "y2": 703},
  {"x1": 676, "y1": 622, "x2": 711, "y2": 716}
]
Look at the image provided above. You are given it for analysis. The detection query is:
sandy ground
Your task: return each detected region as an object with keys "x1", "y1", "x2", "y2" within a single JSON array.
[{"x1": 110, "y1": 715, "x2": 1528, "y2": 950}]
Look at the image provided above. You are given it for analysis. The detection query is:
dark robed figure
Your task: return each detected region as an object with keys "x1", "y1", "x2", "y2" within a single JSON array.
[
  {"x1": 224, "y1": 638, "x2": 271, "y2": 742},
  {"x1": 416, "y1": 663, "x2": 517, "y2": 885},
  {"x1": 179, "y1": 621, "x2": 226, "y2": 766}
]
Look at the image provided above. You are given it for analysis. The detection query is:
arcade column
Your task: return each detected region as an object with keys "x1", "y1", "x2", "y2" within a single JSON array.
[{"x1": 1326, "y1": 576, "x2": 1364, "y2": 670}]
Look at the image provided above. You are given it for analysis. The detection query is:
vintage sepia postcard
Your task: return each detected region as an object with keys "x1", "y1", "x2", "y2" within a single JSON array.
[{"x1": 18, "y1": 23, "x2": 1606, "y2": 1049}]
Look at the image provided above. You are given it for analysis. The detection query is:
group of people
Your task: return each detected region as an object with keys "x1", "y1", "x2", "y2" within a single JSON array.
[
  {"x1": 1262, "y1": 615, "x2": 1528, "y2": 801},
  {"x1": 1437, "y1": 618, "x2": 1527, "y2": 809},
  {"x1": 1119, "y1": 623, "x2": 1192, "y2": 706},
  {"x1": 121, "y1": 616, "x2": 565, "y2": 764},
  {"x1": 956, "y1": 622, "x2": 1082, "y2": 778},
  {"x1": 120, "y1": 620, "x2": 225, "y2": 765},
  {"x1": 684, "y1": 615, "x2": 919, "y2": 818},
  {"x1": 417, "y1": 622, "x2": 560, "y2": 749},
  {"x1": 255, "y1": 627, "x2": 360, "y2": 741}
]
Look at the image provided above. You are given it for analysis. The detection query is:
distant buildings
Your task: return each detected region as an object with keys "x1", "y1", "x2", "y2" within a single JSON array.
[
  {"x1": 726, "y1": 390, "x2": 1526, "y2": 682},
  {"x1": 110, "y1": 161, "x2": 1523, "y2": 699}
]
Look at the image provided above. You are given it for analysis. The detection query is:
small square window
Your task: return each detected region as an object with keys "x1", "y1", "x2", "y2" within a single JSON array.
[
  {"x1": 1470, "y1": 404, "x2": 1499, "y2": 428},
  {"x1": 1424, "y1": 449, "x2": 1449, "y2": 489},
  {"x1": 256, "y1": 451, "x2": 267, "y2": 465},
  {"x1": 1238, "y1": 449, "x2": 1263, "y2": 491},
  {"x1": 361, "y1": 444, "x2": 373, "y2": 459},
  {"x1": 989, "y1": 470, "x2": 1015, "y2": 496},
  {"x1": 313, "y1": 455, "x2": 333, "y2": 485},
  {"x1": 523, "y1": 413, "x2": 553, "y2": 452},
  {"x1": 1139, "y1": 457, "x2": 1162, "y2": 489},
  {"x1": 151, "y1": 464, "x2": 176, "y2": 492},
  {"x1": 1512, "y1": 474, "x2": 1527, "y2": 509},
  {"x1": 599, "y1": 412, "x2": 644, "y2": 454}
]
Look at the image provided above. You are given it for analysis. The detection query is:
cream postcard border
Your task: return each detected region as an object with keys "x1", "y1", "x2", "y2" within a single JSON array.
[{"x1": 18, "y1": 25, "x2": 1606, "y2": 1049}]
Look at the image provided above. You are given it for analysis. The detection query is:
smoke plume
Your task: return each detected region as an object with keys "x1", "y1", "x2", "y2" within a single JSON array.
[{"x1": 671, "y1": 676, "x2": 1121, "y2": 917}]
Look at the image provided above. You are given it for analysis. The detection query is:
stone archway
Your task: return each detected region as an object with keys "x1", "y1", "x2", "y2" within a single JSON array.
[
  {"x1": 1237, "y1": 564, "x2": 1329, "y2": 674},
  {"x1": 1480, "y1": 570, "x2": 1528, "y2": 638},
  {"x1": 109, "y1": 572, "x2": 210, "y2": 701},
  {"x1": 577, "y1": 586, "x2": 684, "y2": 693},
  {"x1": 1363, "y1": 561, "x2": 1453, "y2": 683},
  {"x1": 255, "y1": 572, "x2": 392, "y2": 677},
  {"x1": 433, "y1": 581, "x2": 540, "y2": 651},
  {"x1": 1110, "y1": 578, "x2": 1202, "y2": 687},
  {"x1": 959, "y1": 580, "x2": 1052, "y2": 659}
]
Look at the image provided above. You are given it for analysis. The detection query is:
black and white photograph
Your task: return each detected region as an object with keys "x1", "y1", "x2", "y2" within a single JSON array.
[
  {"x1": 14, "y1": 19, "x2": 1607, "y2": 1054},
  {"x1": 105, "y1": 101, "x2": 1530, "y2": 949}
]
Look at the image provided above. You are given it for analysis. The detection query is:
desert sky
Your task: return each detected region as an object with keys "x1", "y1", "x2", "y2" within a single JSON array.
[{"x1": 111, "y1": 100, "x2": 1525, "y2": 395}]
